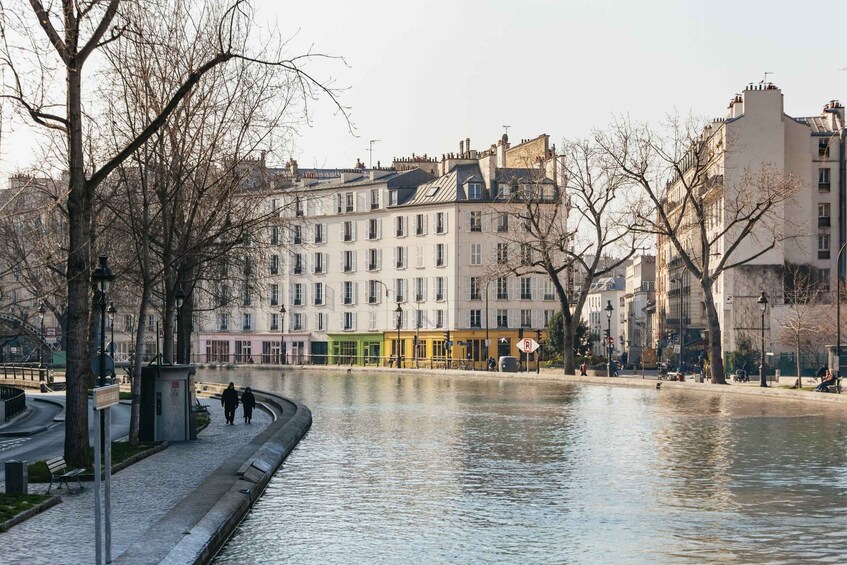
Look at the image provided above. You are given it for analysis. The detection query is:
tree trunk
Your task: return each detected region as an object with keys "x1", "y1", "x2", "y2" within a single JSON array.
[
  {"x1": 128, "y1": 293, "x2": 149, "y2": 447},
  {"x1": 795, "y1": 332, "x2": 801, "y2": 387},
  {"x1": 702, "y1": 280, "x2": 727, "y2": 384},
  {"x1": 563, "y1": 315, "x2": 577, "y2": 375},
  {"x1": 64, "y1": 66, "x2": 93, "y2": 468}
]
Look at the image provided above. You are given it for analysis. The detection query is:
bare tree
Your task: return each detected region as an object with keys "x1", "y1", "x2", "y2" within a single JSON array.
[
  {"x1": 1, "y1": 0, "x2": 347, "y2": 466},
  {"x1": 492, "y1": 139, "x2": 641, "y2": 374},
  {"x1": 777, "y1": 263, "x2": 830, "y2": 386},
  {"x1": 596, "y1": 117, "x2": 801, "y2": 384}
]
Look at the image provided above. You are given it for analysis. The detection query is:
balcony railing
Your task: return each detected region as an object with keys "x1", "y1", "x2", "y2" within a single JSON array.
[
  {"x1": 819, "y1": 249, "x2": 831, "y2": 260},
  {"x1": 819, "y1": 182, "x2": 831, "y2": 192},
  {"x1": 819, "y1": 216, "x2": 831, "y2": 228}
]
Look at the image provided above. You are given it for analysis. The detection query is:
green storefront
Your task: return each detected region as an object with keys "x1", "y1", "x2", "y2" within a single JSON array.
[{"x1": 327, "y1": 333, "x2": 383, "y2": 366}]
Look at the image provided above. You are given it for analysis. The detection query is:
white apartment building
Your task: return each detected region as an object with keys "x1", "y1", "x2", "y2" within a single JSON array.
[
  {"x1": 582, "y1": 276, "x2": 625, "y2": 359},
  {"x1": 623, "y1": 255, "x2": 656, "y2": 366},
  {"x1": 656, "y1": 83, "x2": 842, "y2": 365}
]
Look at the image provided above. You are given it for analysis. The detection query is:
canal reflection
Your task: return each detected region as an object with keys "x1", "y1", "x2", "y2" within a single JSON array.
[{"x1": 210, "y1": 369, "x2": 847, "y2": 563}]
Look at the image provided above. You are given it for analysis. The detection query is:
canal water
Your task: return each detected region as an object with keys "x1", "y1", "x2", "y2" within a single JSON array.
[{"x1": 208, "y1": 369, "x2": 847, "y2": 563}]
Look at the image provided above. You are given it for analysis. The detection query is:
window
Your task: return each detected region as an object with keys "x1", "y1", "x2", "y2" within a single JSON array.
[
  {"x1": 470, "y1": 243, "x2": 481, "y2": 265},
  {"x1": 345, "y1": 192, "x2": 354, "y2": 212},
  {"x1": 543, "y1": 279, "x2": 556, "y2": 301},
  {"x1": 217, "y1": 285, "x2": 229, "y2": 307},
  {"x1": 436, "y1": 277, "x2": 445, "y2": 301},
  {"x1": 819, "y1": 168, "x2": 831, "y2": 191},
  {"x1": 293, "y1": 254, "x2": 302, "y2": 274},
  {"x1": 436, "y1": 244, "x2": 446, "y2": 267},
  {"x1": 369, "y1": 280, "x2": 381, "y2": 304},
  {"x1": 243, "y1": 313, "x2": 253, "y2": 331},
  {"x1": 497, "y1": 243, "x2": 508, "y2": 264},
  {"x1": 123, "y1": 314, "x2": 135, "y2": 333},
  {"x1": 395, "y1": 246, "x2": 406, "y2": 269},
  {"x1": 314, "y1": 252, "x2": 325, "y2": 274},
  {"x1": 293, "y1": 225, "x2": 302, "y2": 245},
  {"x1": 819, "y1": 203, "x2": 831, "y2": 227},
  {"x1": 271, "y1": 226, "x2": 280, "y2": 245},
  {"x1": 415, "y1": 277, "x2": 426, "y2": 302},
  {"x1": 344, "y1": 250, "x2": 355, "y2": 273},
  {"x1": 819, "y1": 138, "x2": 830, "y2": 158},
  {"x1": 818, "y1": 268, "x2": 831, "y2": 292},
  {"x1": 317, "y1": 312, "x2": 326, "y2": 331},
  {"x1": 520, "y1": 243, "x2": 533, "y2": 266},
  {"x1": 468, "y1": 182, "x2": 482, "y2": 200},
  {"x1": 389, "y1": 190, "x2": 398, "y2": 206},
  {"x1": 370, "y1": 189, "x2": 380, "y2": 209},
  {"x1": 819, "y1": 233, "x2": 831, "y2": 259},
  {"x1": 496, "y1": 309, "x2": 508, "y2": 328},
  {"x1": 368, "y1": 218, "x2": 379, "y2": 240},
  {"x1": 416, "y1": 309, "x2": 425, "y2": 329},
  {"x1": 314, "y1": 283, "x2": 324, "y2": 305},
  {"x1": 436, "y1": 212, "x2": 446, "y2": 234},
  {"x1": 368, "y1": 248, "x2": 380, "y2": 271},
  {"x1": 469, "y1": 211, "x2": 482, "y2": 232},
  {"x1": 146, "y1": 314, "x2": 156, "y2": 332},
  {"x1": 314, "y1": 224, "x2": 324, "y2": 244},
  {"x1": 270, "y1": 254, "x2": 279, "y2": 275},
  {"x1": 416, "y1": 245, "x2": 425, "y2": 268},
  {"x1": 343, "y1": 312, "x2": 355, "y2": 330},
  {"x1": 415, "y1": 214, "x2": 426, "y2": 236},
  {"x1": 470, "y1": 310, "x2": 482, "y2": 328},
  {"x1": 293, "y1": 284, "x2": 303, "y2": 306},
  {"x1": 520, "y1": 310, "x2": 532, "y2": 328},
  {"x1": 544, "y1": 310, "x2": 555, "y2": 326},
  {"x1": 396, "y1": 216, "x2": 406, "y2": 237},
  {"x1": 218, "y1": 313, "x2": 230, "y2": 331},
  {"x1": 435, "y1": 310, "x2": 444, "y2": 328},
  {"x1": 292, "y1": 313, "x2": 303, "y2": 331},
  {"x1": 344, "y1": 281, "x2": 355, "y2": 305},
  {"x1": 270, "y1": 313, "x2": 279, "y2": 331},
  {"x1": 395, "y1": 279, "x2": 406, "y2": 302},
  {"x1": 497, "y1": 213, "x2": 508, "y2": 232},
  {"x1": 343, "y1": 221, "x2": 354, "y2": 242},
  {"x1": 243, "y1": 286, "x2": 253, "y2": 306},
  {"x1": 470, "y1": 277, "x2": 481, "y2": 300},
  {"x1": 497, "y1": 277, "x2": 508, "y2": 300},
  {"x1": 498, "y1": 182, "x2": 512, "y2": 199},
  {"x1": 520, "y1": 277, "x2": 532, "y2": 300},
  {"x1": 235, "y1": 340, "x2": 252, "y2": 363}
]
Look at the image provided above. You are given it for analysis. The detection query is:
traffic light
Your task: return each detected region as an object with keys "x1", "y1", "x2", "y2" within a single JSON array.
[
  {"x1": 444, "y1": 330, "x2": 451, "y2": 350},
  {"x1": 603, "y1": 328, "x2": 610, "y2": 341}
]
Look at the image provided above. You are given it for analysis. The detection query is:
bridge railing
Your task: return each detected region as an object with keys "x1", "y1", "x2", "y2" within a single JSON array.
[{"x1": 0, "y1": 385, "x2": 26, "y2": 421}]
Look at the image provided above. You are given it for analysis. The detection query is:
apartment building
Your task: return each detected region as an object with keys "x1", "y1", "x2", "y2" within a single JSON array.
[
  {"x1": 655, "y1": 83, "x2": 842, "y2": 360},
  {"x1": 623, "y1": 255, "x2": 656, "y2": 366},
  {"x1": 195, "y1": 133, "x2": 566, "y2": 368},
  {"x1": 582, "y1": 276, "x2": 625, "y2": 358}
]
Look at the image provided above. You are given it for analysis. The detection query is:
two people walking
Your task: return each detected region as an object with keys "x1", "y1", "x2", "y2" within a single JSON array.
[{"x1": 220, "y1": 382, "x2": 257, "y2": 424}]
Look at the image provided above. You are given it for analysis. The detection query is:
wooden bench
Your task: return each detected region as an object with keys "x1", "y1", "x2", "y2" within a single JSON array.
[
  {"x1": 45, "y1": 456, "x2": 84, "y2": 493},
  {"x1": 194, "y1": 397, "x2": 210, "y2": 414}
]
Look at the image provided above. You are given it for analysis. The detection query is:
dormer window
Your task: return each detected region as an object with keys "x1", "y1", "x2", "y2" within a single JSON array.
[{"x1": 468, "y1": 183, "x2": 483, "y2": 200}]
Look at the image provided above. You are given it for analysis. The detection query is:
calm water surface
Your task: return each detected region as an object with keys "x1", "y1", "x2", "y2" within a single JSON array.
[{"x1": 208, "y1": 369, "x2": 847, "y2": 563}]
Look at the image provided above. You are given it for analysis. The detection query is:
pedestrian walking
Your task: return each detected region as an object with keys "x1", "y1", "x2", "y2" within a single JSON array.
[
  {"x1": 241, "y1": 387, "x2": 256, "y2": 424},
  {"x1": 221, "y1": 382, "x2": 239, "y2": 425},
  {"x1": 580, "y1": 362, "x2": 587, "y2": 376}
]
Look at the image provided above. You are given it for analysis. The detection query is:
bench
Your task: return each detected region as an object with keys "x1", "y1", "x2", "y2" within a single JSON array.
[
  {"x1": 827, "y1": 378, "x2": 843, "y2": 394},
  {"x1": 45, "y1": 456, "x2": 84, "y2": 493},
  {"x1": 194, "y1": 397, "x2": 210, "y2": 413}
]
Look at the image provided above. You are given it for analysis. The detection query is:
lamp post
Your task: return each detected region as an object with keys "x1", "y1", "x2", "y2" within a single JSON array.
[
  {"x1": 174, "y1": 286, "x2": 185, "y2": 364},
  {"x1": 758, "y1": 291, "x2": 769, "y2": 387},
  {"x1": 37, "y1": 301, "x2": 45, "y2": 382},
  {"x1": 605, "y1": 299, "x2": 614, "y2": 378},
  {"x1": 395, "y1": 302, "x2": 403, "y2": 368},
  {"x1": 107, "y1": 302, "x2": 116, "y2": 378},
  {"x1": 671, "y1": 277, "x2": 683, "y2": 373},
  {"x1": 535, "y1": 328, "x2": 542, "y2": 374},
  {"x1": 279, "y1": 305, "x2": 286, "y2": 365},
  {"x1": 91, "y1": 256, "x2": 115, "y2": 388},
  {"x1": 484, "y1": 279, "x2": 491, "y2": 368},
  {"x1": 594, "y1": 324, "x2": 601, "y2": 357}
]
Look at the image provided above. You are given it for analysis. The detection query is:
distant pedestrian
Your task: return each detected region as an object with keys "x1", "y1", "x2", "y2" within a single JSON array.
[
  {"x1": 221, "y1": 382, "x2": 239, "y2": 425},
  {"x1": 241, "y1": 387, "x2": 256, "y2": 424},
  {"x1": 580, "y1": 362, "x2": 587, "y2": 376}
]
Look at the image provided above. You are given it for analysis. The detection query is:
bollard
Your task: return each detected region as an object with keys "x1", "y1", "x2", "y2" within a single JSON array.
[{"x1": 5, "y1": 460, "x2": 28, "y2": 494}]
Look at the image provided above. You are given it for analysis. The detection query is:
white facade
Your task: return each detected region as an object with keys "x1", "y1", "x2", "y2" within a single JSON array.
[{"x1": 582, "y1": 276, "x2": 625, "y2": 358}]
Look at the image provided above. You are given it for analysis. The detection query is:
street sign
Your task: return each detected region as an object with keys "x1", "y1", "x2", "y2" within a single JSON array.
[
  {"x1": 91, "y1": 354, "x2": 115, "y2": 377},
  {"x1": 518, "y1": 338, "x2": 540, "y2": 353},
  {"x1": 94, "y1": 384, "x2": 120, "y2": 410}
]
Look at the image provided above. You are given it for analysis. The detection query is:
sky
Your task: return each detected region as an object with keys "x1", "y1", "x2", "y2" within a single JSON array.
[{"x1": 3, "y1": 0, "x2": 847, "y2": 178}]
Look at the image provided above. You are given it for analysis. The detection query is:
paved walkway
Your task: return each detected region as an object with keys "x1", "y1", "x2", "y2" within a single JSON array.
[{"x1": 0, "y1": 398, "x2": 269, "y2": 565}]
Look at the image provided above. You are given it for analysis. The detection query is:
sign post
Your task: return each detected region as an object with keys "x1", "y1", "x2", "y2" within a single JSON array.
[
  {"x1": 93, "y1": 384, "x2": 119, "y2": 564},
  {"x1": 518, "y1": 338, "x2": 540, "y2": 374}
]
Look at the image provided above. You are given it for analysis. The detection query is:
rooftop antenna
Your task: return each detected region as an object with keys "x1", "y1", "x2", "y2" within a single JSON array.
[
  {"x1": 502, "y1": 125, "x2": 511, "y2": 137},
  {"x1": 367, "y1": 139, "x2": 380, "y2": 169},
  {"x1": 761, "y1": 71, "x2": 772, "y2": 85}
]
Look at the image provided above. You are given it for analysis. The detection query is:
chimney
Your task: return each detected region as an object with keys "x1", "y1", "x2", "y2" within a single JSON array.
[
  {"x1": 459, "y1": 140, "x2": 464, "y2": 156},
  {"x1": 289, "y1": 159, "x2": 298, "y2": 176},
  {"x1": 466, "y1": 138, "x2": 471, "y2": 155}
]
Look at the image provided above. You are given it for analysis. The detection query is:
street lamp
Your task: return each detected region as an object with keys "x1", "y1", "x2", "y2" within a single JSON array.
[
  {"x1": 91, "y1": 256, "x2": 115, "y2": 388},
  {"x1": 605, "y1": 299, "x2": 614, "y2": 378},
  {"x1": 535, "y1": 328, "x2": 542, "y2": 374},
  {"x1": 395, "y1": 302, "x2": 403, "y2": 368},
  {"x1": 837, "y1": 242, "x2": 847, "y2": 381},
  {"x1": 107, "y1": 302, "x2": 116, "y2": 377},
  {"x1": 279, "y1": 305, "x2": 286, "y2": 365},
  {"x1": 174, "y1": 287, "x2": 185, "y2": 364},
  {"x1": 758, "y1": 291, "x2": 769, "y2": 387},
  {"x1": 37, "y1": 301, "x2": 46, "y2": 382},
  {"x1": 671, "y1": 277, "x2": 683, "y2": 373}
]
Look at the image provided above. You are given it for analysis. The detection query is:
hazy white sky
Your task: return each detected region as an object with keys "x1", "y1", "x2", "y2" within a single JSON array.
[{"x1": 3, "y1": 0, "x2": 847, "y2": 178}]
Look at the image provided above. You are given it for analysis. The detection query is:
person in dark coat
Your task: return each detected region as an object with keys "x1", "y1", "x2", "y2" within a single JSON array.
[
  {"x1": 241, "y1": 387, "x2": 256, "y2": 424},
  {"x1": 221, "y1": 382, "x2": 239, "y2": 425}
]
